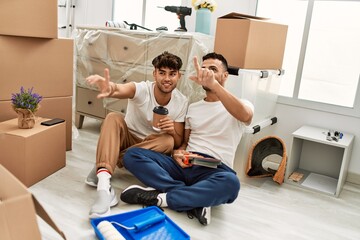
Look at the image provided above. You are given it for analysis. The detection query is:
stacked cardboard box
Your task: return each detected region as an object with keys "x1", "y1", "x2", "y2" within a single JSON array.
[{"x1": 0, "y1": 0, "x2": 73, "y2": 150}]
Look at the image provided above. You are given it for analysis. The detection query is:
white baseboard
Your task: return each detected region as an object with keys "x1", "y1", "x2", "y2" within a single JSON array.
[{"x1": 347, "y1": 172, "x2": 360, "y2": 185}]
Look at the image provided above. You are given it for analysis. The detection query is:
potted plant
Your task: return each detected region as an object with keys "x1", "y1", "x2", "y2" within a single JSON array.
[{"x1": 11, "y1": 87, "x2": 42, "y2": 129}]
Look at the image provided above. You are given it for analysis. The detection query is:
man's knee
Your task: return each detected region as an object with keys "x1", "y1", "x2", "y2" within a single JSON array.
[
  {"x1": 157, "y1": 133, "x2": 174, "y2": 152},
  {"x1": 224, "y1": 173, "x2": 240, "y2": 202},
  {"x1": 143, "y1": 133, "x2": 174, "y2": 154},
  {"x1": 104, "y1": 112, "x2": 125, "y2": 123},
  {"x1": 102, "y1": 112, "x2": 127, "y2": 131},
  {"x1": 222, "y1": 172, "x2": 240, "y2": 194}
]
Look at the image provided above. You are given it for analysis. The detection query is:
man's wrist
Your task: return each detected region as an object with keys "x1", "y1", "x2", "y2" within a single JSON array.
[
  {"x1": 109, "y1": 82, "x2": 116, "y2": 96},
  {"x1": 178, "y1": 144, "x2": 187, "y2": 150},
  {"x1": 209, "y1": 81, "x2": 222, "y2": 94}
]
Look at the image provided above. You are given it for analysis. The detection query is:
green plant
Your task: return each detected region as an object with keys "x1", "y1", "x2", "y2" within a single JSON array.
[{"x1": 11, "y1": 87, "x2": 43, "y2": 112}]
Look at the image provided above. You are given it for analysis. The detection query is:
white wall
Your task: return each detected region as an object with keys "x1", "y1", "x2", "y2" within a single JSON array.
[
  {"x1": 182, "y1": 0, "x2": 257, "y2": 35},
  {"x1": 64, "y1": 0, "x2": 255, "y2": 36},
  {"x1": 74, "y1": 0, "x2": 113, "y2": 27},
  {"x1": 58, "y1": 0, "x2": 113, "y2": 38}
]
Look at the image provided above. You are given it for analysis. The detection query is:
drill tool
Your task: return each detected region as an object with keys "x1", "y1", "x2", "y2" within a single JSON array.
[{"x1": 163, "y1": 6, "x2": 192, "y2": 32}]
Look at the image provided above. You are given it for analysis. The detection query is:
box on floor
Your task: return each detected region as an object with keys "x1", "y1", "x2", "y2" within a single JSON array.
[
  {"x1": 214, "y1": 12, "x2": 288, "y2": 70},
  {"x1": 0, "y1": 118, "x2": 66, "y2": 187},
  {"x1": 0, "y1": 165, "x2": 66, "y2": 240},
  {"x1": 0, "y1": 0, "x2": 57, "y2": 38}
]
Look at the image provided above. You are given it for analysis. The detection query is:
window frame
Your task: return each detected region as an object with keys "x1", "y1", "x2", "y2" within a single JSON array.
[{"x1": 257, "y1": 0, "x2": 360, "y2": 118}]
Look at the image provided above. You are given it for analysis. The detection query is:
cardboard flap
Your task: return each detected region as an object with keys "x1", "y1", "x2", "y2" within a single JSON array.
[
  {"x1": 0, "y1": 204, "x2": 12, "y2": 240},
  {"x1": 219, "y1": 12, "x2": 269, "y2": 20},
  {"x1": 32, "y1": 195, "x2": 67, "y2": 240},
  {"x1": 0, "y1": 165, "x2": 29, "y2": 199}
]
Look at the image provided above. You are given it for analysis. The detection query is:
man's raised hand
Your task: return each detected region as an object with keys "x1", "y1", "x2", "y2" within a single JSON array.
[
  {"x1": 189, "y1": 56, "x2": 216, "y2": 90},
  {"x1": 86, "y1": 68, "x2": 113, "y2": 99}
]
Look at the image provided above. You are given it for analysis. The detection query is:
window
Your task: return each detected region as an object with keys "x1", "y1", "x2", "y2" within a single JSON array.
[
  {"x1": 256, "y1": 0, "x2": 360, "y2": 116},
  {"x1": 113, "y1": 0, "x2": 181, "y2": 31}
]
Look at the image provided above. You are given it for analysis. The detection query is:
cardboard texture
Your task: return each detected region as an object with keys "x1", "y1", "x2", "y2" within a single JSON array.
[
  {"x1": 36, "y1": 97, "x2": 73, "y2": 151},
  {"x1": 0, "y1": 0, "x2": 57, "y2": 38},
  {"x1": 214, "y1": 12, "x2": 288, "y2": 70},
  {"x1": 0, "y1": 97, "x2": 73, "y2": 151},
  {"x1": 0, "y1": 118, "x2": 66, "y2": 187},
  {"x1": 0, "y1": 36, "x2": 73, "y2": 101},
  {"x1": 0, "y1": 165, "x2": 66, "y2": 240}
]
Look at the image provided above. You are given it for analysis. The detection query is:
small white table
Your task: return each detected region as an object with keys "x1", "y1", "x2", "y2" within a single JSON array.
[{"x1": 285, "y1": 125, "x2": 354, "y2": 197}]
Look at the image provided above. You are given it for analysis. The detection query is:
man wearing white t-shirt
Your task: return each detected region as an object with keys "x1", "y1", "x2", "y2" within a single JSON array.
[
  {"x1": 85, "y1": 52, "x2": 188, "y2": 218},
  {"x1": 120, "y1": 52, "x2": 254, "y2": 225}
]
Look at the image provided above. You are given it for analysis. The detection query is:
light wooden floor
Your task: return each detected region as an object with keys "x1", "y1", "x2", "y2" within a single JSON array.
[{"x1": 30, "y1": 118, "x2": 360, "y2": 240}]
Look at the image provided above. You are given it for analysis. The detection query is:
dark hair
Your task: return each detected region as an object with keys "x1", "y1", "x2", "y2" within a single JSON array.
[
  {"x1": 202, "y1": 52, "x2": 228, "y2": 71},
  {"x1": 152, "y1": 51, "x2": 182, "y2": 70}
]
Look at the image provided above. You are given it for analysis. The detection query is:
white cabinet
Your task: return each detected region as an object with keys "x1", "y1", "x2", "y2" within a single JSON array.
[
  {"x1": 285, "y1": 125, "x2": 354, "y2": 197},
  {"x1": 74, "y1": 26, "x2": 214, "y2": 128}
]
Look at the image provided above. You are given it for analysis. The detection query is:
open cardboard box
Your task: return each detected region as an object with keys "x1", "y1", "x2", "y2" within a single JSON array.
[{"x1": 0, "y1": 165, "x2": 66, "y2": 239}]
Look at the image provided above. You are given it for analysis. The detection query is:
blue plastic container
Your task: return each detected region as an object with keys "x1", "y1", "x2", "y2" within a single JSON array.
[{"x1": 91, "y1": 206, "x2": 190, "y2": 240}]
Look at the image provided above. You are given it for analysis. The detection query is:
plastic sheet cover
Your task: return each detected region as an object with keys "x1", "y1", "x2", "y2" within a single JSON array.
[{"x1": 73, "y1": 26, "x2": 214, "y2": 107}]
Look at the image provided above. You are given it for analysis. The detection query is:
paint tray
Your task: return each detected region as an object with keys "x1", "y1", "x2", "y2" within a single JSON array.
[{"x1": 91, "y1": 206, "x2": 190, "y2": 240}]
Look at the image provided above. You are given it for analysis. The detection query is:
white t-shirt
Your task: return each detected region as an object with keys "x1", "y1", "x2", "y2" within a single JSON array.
[
  {"x1": 124, "y1": 80, "x2": 188, "y2": 139},
  {"x1": 185, "y1": 99, "x2": 254, "y2": 168}
]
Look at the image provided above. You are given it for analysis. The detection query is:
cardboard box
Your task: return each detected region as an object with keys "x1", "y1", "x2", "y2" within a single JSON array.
[
  {"x1": 0, "y1": 36, "x2": 73, "y2": 101},
  {"x1": 0, "y1": 0, "x2": 57, "y2": 38},
  {"x1": 0, "y1": 118, "x2": 66, "y2": 187},
  {"x1": 0, "y1": 165, "x2": 66, "y2": 240},
  {"x1": 36, "y1": 97, "x2": 73, "y2": 151},
  {"x1": 0, "y1": 96, "x2": 73, "y2": 151},
  {"x1": 214, "y1": 12, "x2": 288, "y2": 69}
]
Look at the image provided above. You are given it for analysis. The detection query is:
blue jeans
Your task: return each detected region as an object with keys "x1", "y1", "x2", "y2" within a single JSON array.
[{"x1": 123, "y1": 147, "x2": 240, "y2": 211}]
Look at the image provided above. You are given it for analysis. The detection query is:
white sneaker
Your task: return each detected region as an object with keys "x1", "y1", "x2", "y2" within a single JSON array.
[
  {"x1": 85, "y1": 166, "x2": 98, "y2": 187},
  {"x1": 89, "y1": 187, "x2": 118, "y2": 219}
]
